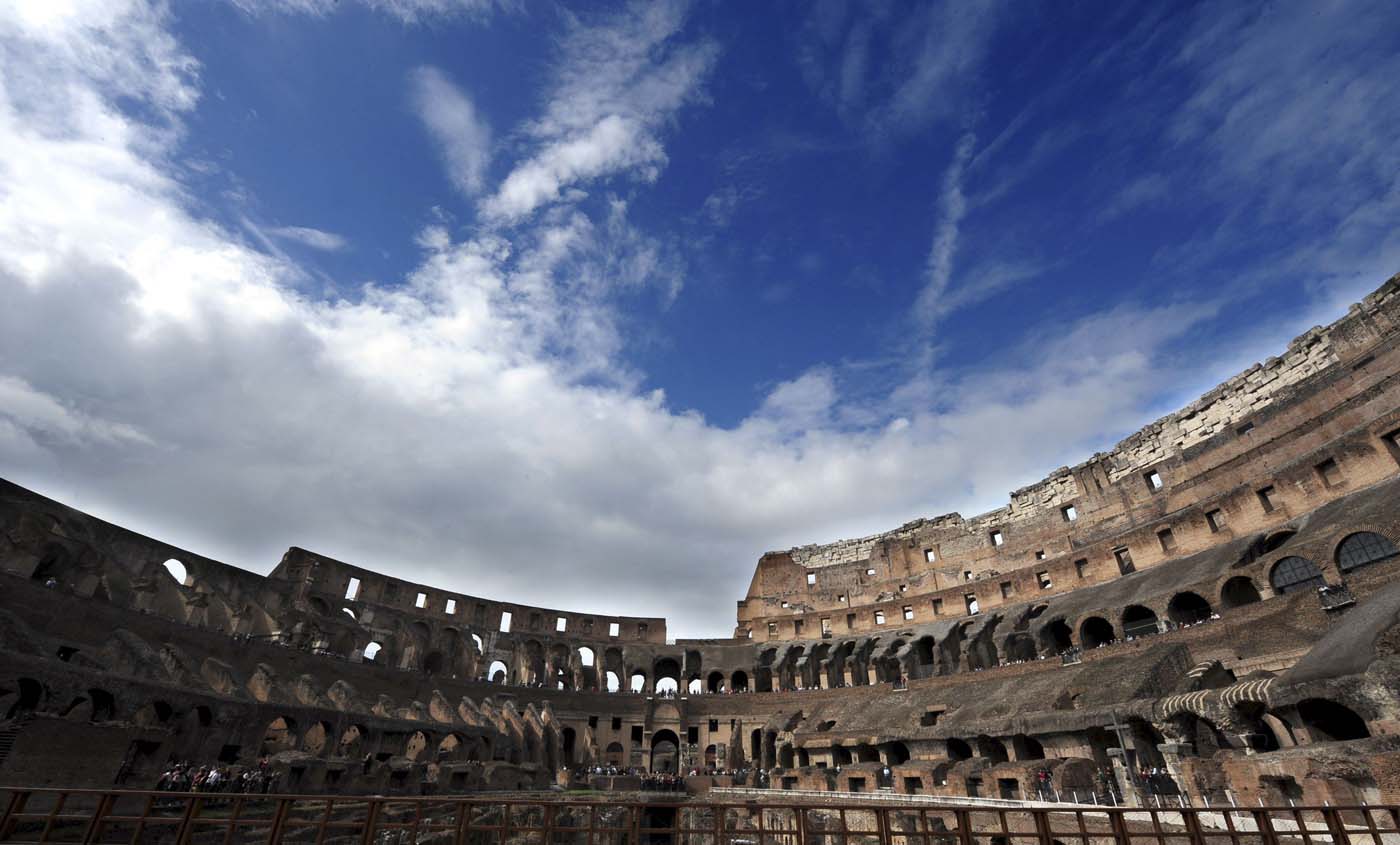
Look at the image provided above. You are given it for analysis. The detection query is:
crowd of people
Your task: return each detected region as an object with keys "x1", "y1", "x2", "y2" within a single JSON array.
[{"x1": 155, "y1": 759, "x2": 280, "y2": 794}]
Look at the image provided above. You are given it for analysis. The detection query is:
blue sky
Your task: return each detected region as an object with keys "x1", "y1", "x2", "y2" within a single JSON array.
[{"x1": 1, "y1": 0, "x2": 1397, "y2": 635}]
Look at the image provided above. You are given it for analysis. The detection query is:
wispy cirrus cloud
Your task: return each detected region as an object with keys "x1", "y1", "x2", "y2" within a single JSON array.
[
  {"x1": 410, "y1": 66, "x2": 493, "y2": 197},
  {"x1": 268, "y1": 225, "x2": 348, "y2": 252},
  {"x1": 481, "y1": 0, "x2": 718, "y2": 223}
]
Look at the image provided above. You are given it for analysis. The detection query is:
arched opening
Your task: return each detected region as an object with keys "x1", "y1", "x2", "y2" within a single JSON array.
[
  {"x1": 1121, "y1": 605, "x2": 1159, "y2": 638},
  {"x1": 1013, "y1": 735, "x2": 1045, "y2": 760},
  {"x1": 438, "y1": 733, "x2": 464, "y2": 761},
  {"x1": 1297, "y1": 699, "x2": 1370, "y2": 742},
  {"x1": 778, "y1": 743, "x2": 795, "y2": 768},
  {"x1": 605, "y1": 741, "x2": 625, "y2": 767},
  {"x1": 1336, "y1": 532, "x2": 1399, "y2": 573},
  {"x1": 1167, "y1": 592, "x2": 1212, "y2": 625},
  {"x1": 1079, "y1": 616, "x2": 1115, "y2": 648},
  {"x1": 654, "y1": 677, "x2": 678, "y2": 696},
  {"x1": 471, "y1": 634, "x2": 484, "y2": 654},
  {"x1": 1170, "y1": 712, "x2": 1230, "y2": 756},
  {"x1": 882, "y1": 741, "x2": 910, "y2": 765},
  {"x1": 605, "y1": 671, "x2": 620, "y2": 692},
  {"x1": 976, "y1": 735, "x2": 1009, "y2": 764},
  {"x1": 562, "y1": 727, "x2": 577, "y2": 764},
  {"x1": 259, "y1": 716, "x2": 297, "y2": 756},
  {"x1": 303, "y1": 721, "x2": 331, "y2": 755},
  {"x1": 706, "y1": 671, "x2": 725, "y2": 693},
  {"x1": 651, "y1": 729, "x2": 680, "y2": 773},
  {"x1": 578, "y1": 646, "x2": 595, "y2": 667},
  {"x1": 1003, "y1": 633, "x2": 1037, "y2": 663},
  {"x1": 686, "y1": 678, "x2": 703, "y2": 695},
  {"x1": 1039, "y1": 619, "x2": 1073, "y2": 655},
  {"x1": 161, "y1": 559, "x2": 188, "y2": 585},
  {"x1": 404, "y1": 730, "x2": 430, "y2": 761},
  {"x1": 1220, "y1": 576, "x2": 1261, "y2": 609},
  {"x1": 488, "y1": 660, "x2": 509, "y2": 683},
  {"x1": 854, "y1": 743, "x2": 879, "y2": 763},
  {"x1": 629, "y1": 671, "x2": 647, "y2": 693},
  {"x1": 87, "y1": 688, "x2": 116, "y2": 721},
  {"x1": 1263, "y1": 531, "x2": 1297, "y2": 553},
  {"x1": 342, "y1": 607, "x2": 357, "y2": 621},
  {"x1": 6, "y1": 677, "x2": 42, "y2": 716},
  {"x1": 339, "y1": 725, "x2": 367, "y2": 757},
  {"x1": 731, "y1": 670, "x2": 749, "y2": 691},
  {"x1": 363, "y1": 641, "x2": 382, "y2": 662},
  {"x1": 945, "y1": 738, "x2": 972, "y2": 761},
  {"x1": 423, "y1": 651, "x2": 445, "y2": 675},
  {"x1": 832, "y1": 745, "x2": 852, "y2": 765},
  {"x1": 1270, "y1": 557, "x2": 1325, "y2": 594}
]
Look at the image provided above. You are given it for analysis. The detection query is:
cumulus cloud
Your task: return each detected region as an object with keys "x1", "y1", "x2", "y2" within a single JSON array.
[
  {"x1": 480, "y1": 0, "x2": 718, "y2": 223},
  {"x1": 410, "y1": 66, "x2": 493, "y2": 197}
]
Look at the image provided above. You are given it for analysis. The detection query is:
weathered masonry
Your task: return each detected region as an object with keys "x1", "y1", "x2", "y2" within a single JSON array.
[{"x1": 3, "y1": 271, "x2": 1400, "y2": 808}]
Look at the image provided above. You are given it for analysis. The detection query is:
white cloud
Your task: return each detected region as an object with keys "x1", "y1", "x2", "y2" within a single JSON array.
[
  {"x1": 410, "y1": 66, "x2": 492, "y2": 197},
  {"x1": 269, "y1": 225, "x2": 349, "y2": 252},
  {"x1": 913, "y1": 132, "x2": 976, "y2": 331},
  {"x1": 480, "y1": 0, "x2": 718, "y2": 223},
  {"x1": 230, "y1": 0, "x2": 512, "y2": 24},
  {"x1": 0, "y1": 0, "x2": 1387, "y2": 639}
]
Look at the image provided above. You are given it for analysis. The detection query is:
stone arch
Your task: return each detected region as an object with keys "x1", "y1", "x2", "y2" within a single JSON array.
[
  {"x1": 1079, "y1": 616, "x2": 1115, "y2": 648},
  {"x1": 438, "y1": 733, "x2": 465, "y2": 761},
  {"x1": 1121, "y1": 605, "x2": 1159, "y2": 638},
  {"x1": 302, "y1": 721, "x2": 332, "y2": 755},
  {"x1": 1003, "y1": 633, "x2": 1037, "y2": 663},
  {"x1": 1039, "y1": 619, "x2": 1073, "y2": 655},
  {"x1": 259, "y1": 716, "x2": 298, "y2": 756},
  {"x1": 1335, "y1": 531, "x2": 1399, "y2": 574},
  {"x1": 976, "y1": 735, "x2": 1008, "y2": 764},
  {"x1": 1220, "y1": 576, "x2": 1261, "y2": 609},
  {"x1": 651, "y1": 728, "x2": 680, "y2": 773},
  {"x1": 1270, "y1": 556, "x2": 1325, "y2": 594},
  {"x1": 1166, "y1": 592, "x2": 1212, "y2": 625},
  {"x1": 1297, "y1": 698, "x2": 1369, "y2": 742},
  {"x1": 161, "y1": 559, "x2": 188, "y2": 586},
  {"x1": 730, "y1": 670, "x2": 749, "y2": 691},
  {"x1": 338, "y1": 724, "x2": 368, "y2": 757},
  {"x1": 605, "y1": 741, "x2": 625, "y2": 767},
  {"x1": 706, "y1": 671, "x2": 725, "y2": 693},
  {"x1": 629, "y1": 670, "x2": 647, "y2": 693},
  {"x1": 405, "y1": 730, "x2": 431, "y2": 761},
  {"x1": 488, "y1": 660, "x2": 509, "y2": 683}
]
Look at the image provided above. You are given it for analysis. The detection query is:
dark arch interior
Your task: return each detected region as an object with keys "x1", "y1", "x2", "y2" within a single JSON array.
[
  {"x1": 1298, "y1": 698, "x2": 1370, "y2": 742},
  {"x1": 1167, "y1": 592, "x2": 1213, "y2": 624},
  {"x1": 1220, "y1": 576, "x2": 1262, "y2": 608},
  {"x1": 1080, "y1": 617, "x2": 1116, "y2": 648}
]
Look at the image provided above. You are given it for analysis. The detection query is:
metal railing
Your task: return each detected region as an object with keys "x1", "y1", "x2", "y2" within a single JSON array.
[{"x1": 1, "y1": 787, "x2": 1398, "y2": 845}]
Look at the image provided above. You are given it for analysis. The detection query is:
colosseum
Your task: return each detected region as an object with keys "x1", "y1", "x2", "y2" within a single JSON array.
[{"x1": 4, "y1": 272, "x2": 1400, "y2": 839}]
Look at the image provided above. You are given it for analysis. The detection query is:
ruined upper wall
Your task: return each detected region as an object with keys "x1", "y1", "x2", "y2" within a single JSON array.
[{"x1": 780, "y1": 274, "x2": 1400, "y2": 569}]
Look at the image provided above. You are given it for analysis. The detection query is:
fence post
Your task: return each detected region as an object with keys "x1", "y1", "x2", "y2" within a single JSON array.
[
  {"x1": 0, "y1": 791, "x2": 30, "y2": 840},
  {"x1": 360, "y1": 798, "x2": 382, "y2": 845},
  {"x1": 81, "y1": 792, "x2": 115, "y2": 845},
  {"x1": 265, "y1": 797, "x2": 291, "y2": 844},
  {"x1": 1033, "y1": 809, "x2": 1054, "y2": 845},
  {"x1": 954, "y1": 808, "x2": 974, "y2": 845}
]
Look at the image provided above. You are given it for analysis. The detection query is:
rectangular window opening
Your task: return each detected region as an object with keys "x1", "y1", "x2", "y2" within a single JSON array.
[
  {"x1": 1075, "y1": 558, "x2": 1088, "y2": 578},
  {"x1": 990, "y1": 530, "x2": 1004, "y2": 547},
  {"x1": 1036, "y1": 571, "x2": 1052, "y2": 590},
  {"x1": 793, "y1": 620, "x2": 804, "y2": 636},
  {"x1": 1114, "y1": 547, "x2": 1135, "y2": 575},
  {"x1": 768, "y1": 622, "x2": 778, "y2": 636},
  {"x1": 1206, "y1": 509, "x2": 1225, "y2": 533},
  {"x1": 806, "y1": 572, "x2": 816, "y2": 586},
  {"x1": 963, "y1": 570, "x2": 973, "y2": 582},
  {"x1": 1144, "y1": 470, "x2": 1164, "y2": 492},
  {"x1": 820, "y1": 617, "x2": 832, "y2": 637},
  {"x1": 612, "y1": 717, "x2": 622, "y2": 731},
  {"x1": 709, "y1": 719, "x2": 719, "y2": 732},
  {"x1": 1035, "y1": 550, "x2": 1046, "y2": 560},
  {"x1": 865, "y1": 567, "x2": 876, "y2": 576},
  {"x1": 1158, "y1": 527, "x2": 1177, "y2": 553},
  {"x1": 1237, "y1": 421, "x2": 1256, "y2": 436},
  {"x1": 445, "y1": 599, "x2": 457, "y2": 615},
  {"x1": 609, "y1": 622, "x2": 620, "y2": 638},
  {"x1": 415, "y1": 592, "x2": 427, "y2": 609},
  {"x1": 499, "y1": 611, "x2": 512, "y2": 632},
  {"x1": 999, "y1": 581, "x2": 1012, "y2": 599},
  {"x1": 931, "y1": 598, "x2": 943, "y2": 615},
  {"x1": 924, "y1": 548, "x2": 936, "y2": 562},
  {"x1": 555, "y1": 616, "x2": 567, "y2": 633},
  {"x1": 902, "y1": 605, "x2": 914, "y2": 621},
  {"x1": 874, "y1": 610, "x2": 886, "y2": 625},
  {"x1": 1315, "y1": 457, "x2": 1343, "y2": 488},
  {"x1": 846, "y1": 613, "x2": 856, "y2": 629},
  {"x1": 965, "y1": 594, "x2": 980, "y2": 615},
  {"x1": 344, "y1": 577, "x2": 361, "y2": 601},
  {"x1": 1257, "y1": 485, "x2": 1278, "y2": 513},
  {"x1": 1062, "y1": 504, "x2": 1078, "y2": 522}
]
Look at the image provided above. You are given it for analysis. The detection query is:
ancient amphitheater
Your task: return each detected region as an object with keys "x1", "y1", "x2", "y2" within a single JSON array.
[{"x1": 4, "y1": 273, "x2": 1400, "y2": 841}]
